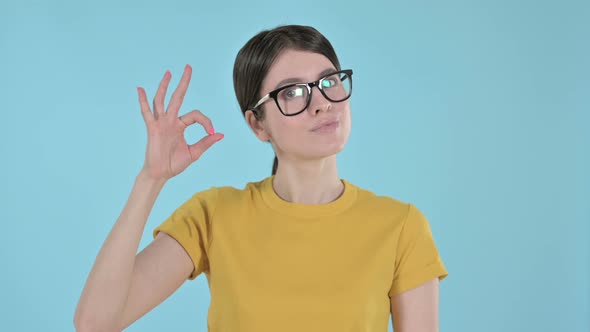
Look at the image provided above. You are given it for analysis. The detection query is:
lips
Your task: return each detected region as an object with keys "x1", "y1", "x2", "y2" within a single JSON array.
[{"x1": 311, "y1": 119, "x2": 340, "y2": 131}]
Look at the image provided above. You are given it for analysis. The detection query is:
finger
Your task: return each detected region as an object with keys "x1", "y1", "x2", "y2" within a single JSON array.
[
  {"x1": 188, "y1": 133, "x2": 224, "y2": 162},
  {"x1": 179, "y1": 109, "x2": 215, "y2": 135},
  {"x1": 153, "y1": 70, "x2": 171, "y2": 119},
  {"x1": 137, "y1": 87, "x2": 154, "y2": 125},
  {"x1": 167, "y1": 64, "x2": 192, "y2": 117}
]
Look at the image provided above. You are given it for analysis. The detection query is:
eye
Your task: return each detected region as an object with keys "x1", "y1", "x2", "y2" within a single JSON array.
[
  {"x1": 321, "y1": 78, "x2": 339, "y2": 88},
  {"x1": 280, "y1": 86, "x2": 305, "y2": 99}
]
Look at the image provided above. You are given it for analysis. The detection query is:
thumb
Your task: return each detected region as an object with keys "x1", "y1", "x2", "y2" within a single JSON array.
[{"x1": 188, "y1": 133, "x2": 224, "y2": 162}]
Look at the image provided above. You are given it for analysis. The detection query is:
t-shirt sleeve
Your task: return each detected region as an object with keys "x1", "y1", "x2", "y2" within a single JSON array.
[
  {"x1": 152, "y1": 186, "x2": 219, "y2": 281},
  {"x1": 388, "y1": 203, "x2": 449, "y2": 297}
]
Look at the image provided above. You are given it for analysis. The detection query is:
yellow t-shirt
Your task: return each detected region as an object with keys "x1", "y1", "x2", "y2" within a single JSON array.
[{"x1": 153, "y1": 175, "x2": 448, "y2": 331}]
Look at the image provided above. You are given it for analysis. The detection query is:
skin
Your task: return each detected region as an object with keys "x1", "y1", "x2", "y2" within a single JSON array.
[
  {"x1": 74, "y1": 65, "x2": 223, "y2": 331},
  {"x1": 391, "y1": 278, "x2": 440, "y2": 332},
  {"x1": 74, "y1": 54, "x2": 440, "y2": 331},
  {"x1": 246, "y1": 49, "x2": 441, "y2": 331},
  {"x1": 245, "y1": 49, "x2": 352, "y2": 205},
  {"x1": 246, "y1": 50, "x2": 439, "y2": 332}
]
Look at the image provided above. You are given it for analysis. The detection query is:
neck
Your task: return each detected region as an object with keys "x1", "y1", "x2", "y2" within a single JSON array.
[{"x1": 271, "y1": 155, "x2": 344, "y2": 205}]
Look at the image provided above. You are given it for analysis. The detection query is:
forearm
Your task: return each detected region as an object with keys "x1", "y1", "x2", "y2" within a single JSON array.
[{"x1": 74, "y1": 171, "x2": 166, "y2": 331}]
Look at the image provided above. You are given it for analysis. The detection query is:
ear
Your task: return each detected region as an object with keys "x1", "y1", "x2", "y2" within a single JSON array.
[{"x1": 245, "y1": 110, "x2": 271, "y2": 142}]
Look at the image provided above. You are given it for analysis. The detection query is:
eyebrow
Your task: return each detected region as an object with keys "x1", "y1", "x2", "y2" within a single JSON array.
[{"x1": 273, "y1": 68, "x2": 337, "y2": 90}]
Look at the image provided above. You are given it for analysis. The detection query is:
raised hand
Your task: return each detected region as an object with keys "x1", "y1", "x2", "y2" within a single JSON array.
[{"x1": 136, "y1": 64, "x2": 224, "y2": 182}]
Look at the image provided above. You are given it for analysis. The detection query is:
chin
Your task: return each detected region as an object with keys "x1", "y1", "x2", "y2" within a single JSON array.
[{"x1": 305, "y1": 138, "x2": 348, "y2": 160}]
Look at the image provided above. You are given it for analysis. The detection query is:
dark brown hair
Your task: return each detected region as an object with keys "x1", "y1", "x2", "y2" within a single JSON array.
[{"x1": 232, "y1": 25, "x2": 341, "y2": 175}]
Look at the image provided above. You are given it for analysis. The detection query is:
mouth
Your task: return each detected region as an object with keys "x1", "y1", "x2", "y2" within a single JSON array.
[{"x1": 311, "y1": 120, "x2": 340, "y2": 133}]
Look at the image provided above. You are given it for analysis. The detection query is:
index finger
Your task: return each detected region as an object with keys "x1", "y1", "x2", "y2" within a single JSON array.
[
  {"x1": 137, "y1": 87, "x2": 154, "y2": 125},
  {"x1": 179, "y1": 109, "x2": 215, "y2": 136},
  {"x1": 166, "y1": 64, "x2": 192, "y2": 117}
]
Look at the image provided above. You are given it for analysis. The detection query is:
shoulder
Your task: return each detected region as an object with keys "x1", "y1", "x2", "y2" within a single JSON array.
[
  {"x1": 191, "y1": 176, "x2": 268, "y2": 205},
  {"x1": 347, "y1": 180, "x2": 410, "y2": 219}
]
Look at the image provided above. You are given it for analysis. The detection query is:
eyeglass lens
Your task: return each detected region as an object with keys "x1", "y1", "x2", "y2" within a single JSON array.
[{"x1": 276, "y1": 72, "x2": 352, "y2": 115}]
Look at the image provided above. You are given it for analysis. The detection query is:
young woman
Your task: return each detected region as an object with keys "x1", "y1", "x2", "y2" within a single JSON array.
[{"x1": 74, "y1": 25, "x2": 448, "y2": 332}]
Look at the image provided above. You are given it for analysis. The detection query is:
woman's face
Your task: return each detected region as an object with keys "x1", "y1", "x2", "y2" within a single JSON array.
[{"x1": 247, "y1": 49, "x2": 351, "y2": 163}]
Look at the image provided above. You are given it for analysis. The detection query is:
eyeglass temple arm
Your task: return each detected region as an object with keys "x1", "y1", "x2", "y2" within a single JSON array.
[{"x1": 252, "y1": 94, "x2": 270, "y2": 111}]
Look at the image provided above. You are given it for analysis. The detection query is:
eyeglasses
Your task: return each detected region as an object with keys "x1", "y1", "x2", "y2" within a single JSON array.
[{"x1": 249, "y1": 69, "x2": 353, "y2": 117}]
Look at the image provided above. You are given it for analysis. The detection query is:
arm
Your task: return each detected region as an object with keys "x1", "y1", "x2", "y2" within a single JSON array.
[
  {"x1": 74, "y1": 64, "x2": 222, "y2": 331},
  {"x1": 114, "y1": 231, "x2": 195, "y2": 331},
  {"x1": 73, "y1": 172, "x2": 194, "y2": 331},
  {"x1": 390, "y1": 277, "x2": 440, "y2": 332}
]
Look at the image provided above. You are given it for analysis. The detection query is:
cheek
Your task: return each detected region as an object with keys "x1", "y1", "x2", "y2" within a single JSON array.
[
  {"x1": 267, "y1": 113, "x2": 306, "y2": 145},
  {"x1": 282, "y1": 120, "x2": 309, "y2": 143},
  {"x1": 270, "y1": 105, "x2": 352, "y2": 153},
  {"x1": 337, "y1": 106, "x2": 352, "y2": 135}
]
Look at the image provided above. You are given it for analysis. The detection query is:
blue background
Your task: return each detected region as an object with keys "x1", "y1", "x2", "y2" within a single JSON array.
[{"x1": 1, "y1": 0, "x2": 588, "y2": 331}]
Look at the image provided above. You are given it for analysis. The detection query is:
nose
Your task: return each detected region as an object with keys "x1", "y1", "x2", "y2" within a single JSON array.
[{"x1": 307, "y1": 84, "x2": 332, "y2": 114}]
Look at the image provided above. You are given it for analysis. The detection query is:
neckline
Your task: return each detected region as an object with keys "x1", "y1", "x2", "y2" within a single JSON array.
[{"x1": 259, "y1": 174, "x2": 358, "y2": 219}]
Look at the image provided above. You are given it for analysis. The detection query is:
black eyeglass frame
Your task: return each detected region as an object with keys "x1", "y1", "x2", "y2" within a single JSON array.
[{"x1": 249, "y1": 69, "x2": 353, "y2": 117}]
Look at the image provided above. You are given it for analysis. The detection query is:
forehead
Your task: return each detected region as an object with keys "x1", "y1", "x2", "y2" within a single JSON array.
[{"x1": 261, "y1": 49, "x2": 336, "y2": 91}]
